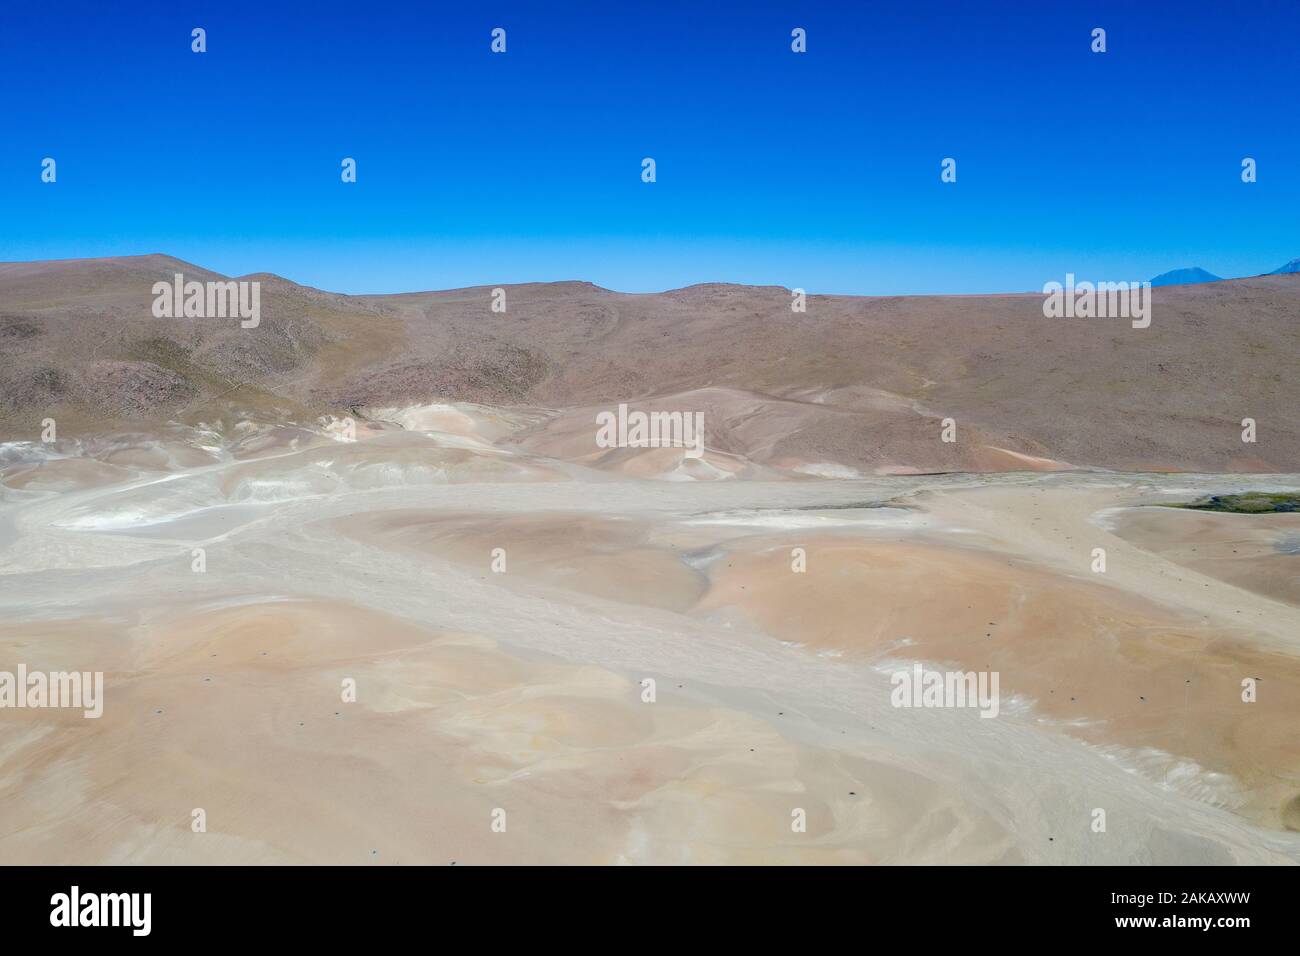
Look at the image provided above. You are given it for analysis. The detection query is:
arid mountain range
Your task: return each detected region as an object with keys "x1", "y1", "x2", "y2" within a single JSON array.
[
  {"x1": 2, "y1": 254, "x2": 1297, "y2": 473},
  {"x1": 4, "y1": 254, "x2": 1300, "y2": 864}
]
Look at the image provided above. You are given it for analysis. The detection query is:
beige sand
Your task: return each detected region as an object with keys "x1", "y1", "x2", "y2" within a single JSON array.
[
  {"x1": 1109, "y1": 506, "x2": 1300, "y2": 607},
  {"x1": 2, "y1": 416, "x2": 1299, "y2": 864},
  {"x1": 0, "y1": 601, "x2": 1015, "y2": 864}
]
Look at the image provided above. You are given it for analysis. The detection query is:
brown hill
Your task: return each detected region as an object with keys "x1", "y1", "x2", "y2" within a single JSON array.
[{"x1": 1, "y1": 254, "x2": 1297, "y2": 472}]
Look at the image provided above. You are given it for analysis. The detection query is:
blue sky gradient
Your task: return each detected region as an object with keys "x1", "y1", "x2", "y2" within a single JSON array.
[{"x1": 2, "y1": 0, "x2": 1297, "y2": 294}]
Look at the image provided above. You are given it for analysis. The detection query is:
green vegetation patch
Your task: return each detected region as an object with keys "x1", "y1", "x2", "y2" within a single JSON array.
[{"x1": 1170, "y1": 492, "x2": 1300, "y2": 514}]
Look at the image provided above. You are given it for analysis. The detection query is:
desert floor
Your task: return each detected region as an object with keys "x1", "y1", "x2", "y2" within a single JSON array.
[{"x1": 1, "y1": 407, "x2": 1298, "y2": 864}]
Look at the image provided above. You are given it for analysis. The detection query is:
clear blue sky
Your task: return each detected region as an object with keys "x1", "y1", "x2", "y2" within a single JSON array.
[{"x1": 2, "y1": 0, "x2": 1296, "y2": 295}]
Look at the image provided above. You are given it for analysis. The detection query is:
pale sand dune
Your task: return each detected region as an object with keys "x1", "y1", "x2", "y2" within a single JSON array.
[
  {"x1": 369, "y1": 401, "x2": 553, "y2": 447},
  {"x1": 508, "y1": 386, "x2": 1060, "y2": 478}
]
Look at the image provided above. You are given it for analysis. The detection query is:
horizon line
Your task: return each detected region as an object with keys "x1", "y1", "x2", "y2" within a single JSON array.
[{"x1": 2, "y1": 251, "x2": 1297, "y2": 301}]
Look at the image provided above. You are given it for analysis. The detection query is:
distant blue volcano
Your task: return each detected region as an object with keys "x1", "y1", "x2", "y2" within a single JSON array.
[
  {"x1": 1148, "y1": 267, "x2": 1223, "y2": 287},
  {"x1": 1267, "y1": 258, "x2": 1300, "y2": 275}
]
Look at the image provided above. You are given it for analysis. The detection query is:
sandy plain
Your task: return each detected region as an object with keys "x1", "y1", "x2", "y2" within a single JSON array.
[{"x1": 2, "y1": 406, "x2": 1298, "y2": 864}]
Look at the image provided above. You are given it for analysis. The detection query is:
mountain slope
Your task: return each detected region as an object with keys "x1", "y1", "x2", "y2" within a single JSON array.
[{"x1": 2, "y1": 255, "x2": 1298, "y2": 472}]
